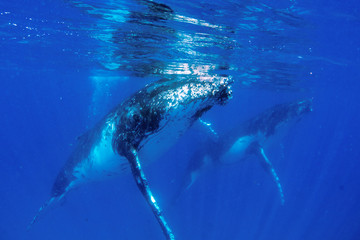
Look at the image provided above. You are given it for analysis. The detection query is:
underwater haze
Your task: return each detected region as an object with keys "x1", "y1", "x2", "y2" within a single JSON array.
[{"x1": 0, "y1": 0, "x2": 359, "y2": 239}]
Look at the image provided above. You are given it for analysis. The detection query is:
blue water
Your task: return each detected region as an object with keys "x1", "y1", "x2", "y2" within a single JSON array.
[{"x1": 1, "y1": 0, "x2": 359, "y2": 239}]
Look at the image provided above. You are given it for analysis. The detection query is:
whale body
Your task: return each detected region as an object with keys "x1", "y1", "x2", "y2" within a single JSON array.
[
  {"x1": 30, "y1": 77, "x2": 233, "y2": 240},
  {"x1": 177, "y1": 99, "x2": 313, "y2": 204}
]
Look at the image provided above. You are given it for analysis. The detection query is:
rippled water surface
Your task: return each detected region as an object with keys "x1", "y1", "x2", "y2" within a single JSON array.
[{"x1": 1, "y1": 0, "x2": 312, "y2": 87}]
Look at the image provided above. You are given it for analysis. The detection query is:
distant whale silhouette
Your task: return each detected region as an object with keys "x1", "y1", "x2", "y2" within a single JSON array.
[
  {"x1": 176, "y1": 99, "x2": 313, "y2": 204},
  {"x1": 29, "y1": 77, "x2": 233, "y2": 240}
]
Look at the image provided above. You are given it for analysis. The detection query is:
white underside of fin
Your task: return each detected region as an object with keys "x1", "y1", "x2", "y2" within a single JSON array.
[{"x1": 259, "y1": 147, "x2": 285, "y2": 205}]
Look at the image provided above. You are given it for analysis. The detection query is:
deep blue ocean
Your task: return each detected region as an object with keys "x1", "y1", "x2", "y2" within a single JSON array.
[{"x1": 1, "y1": 0, "x2": 359, "y2": 239}]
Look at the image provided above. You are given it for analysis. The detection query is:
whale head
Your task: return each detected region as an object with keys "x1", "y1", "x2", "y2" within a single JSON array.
[
  {"x1": 291, "y1": 98, "x2": 313, "y2": 117},
  {"x1": 112, "y1": 76, "x2": 233, "y2": 156}
]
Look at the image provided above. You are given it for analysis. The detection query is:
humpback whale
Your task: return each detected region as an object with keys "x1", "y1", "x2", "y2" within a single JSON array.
[
  {"x1": 30, "y1": 77, "x2": 232, "y2": 240},
  {"x1": 177, "y1": 99, "x2": 313, "y2": 204}
]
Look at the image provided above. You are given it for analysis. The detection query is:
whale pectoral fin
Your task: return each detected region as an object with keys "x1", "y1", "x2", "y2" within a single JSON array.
[
  {"x1": 198, "y1": 118, "x2": 218, "y2": 139},
  {"x1": 125, "y1": 148, "x2": 175, "y2": 240},
  {"x1": 256, "y1": 147, "x2": 285, "y2": 205}
]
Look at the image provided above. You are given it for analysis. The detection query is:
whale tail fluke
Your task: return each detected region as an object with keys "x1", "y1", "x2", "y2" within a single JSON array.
[
  {"x1": 27, "y1": 194, "x2": 65, "y2": 231},
  {"x1": 27, "y1": 197, "x2": 55, "y2": 231}
]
